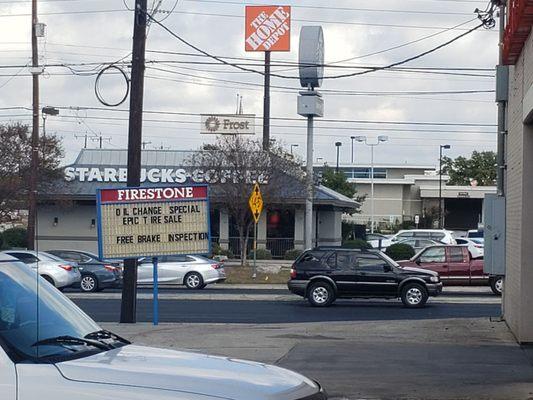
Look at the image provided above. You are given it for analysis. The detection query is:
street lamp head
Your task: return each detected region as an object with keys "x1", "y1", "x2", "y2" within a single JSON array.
[
  {"x1": 442, "y1": 144, "x2": 451, "y2": 149},
  {"x1": 350, "y1": 136, "x2": 356, "y2": 140},
  {"x1": 378, "y1": 135, "x2": 388, "y2": 143},
  {"x1": 42, "y1": 106, "x2": 59, "y2": 116},
  {"x1": 335, "y1": 142, "x2": 342, "y2": 147},
  {"x1": 355, "y1": 136, "x2": 366, "y2": 143}
]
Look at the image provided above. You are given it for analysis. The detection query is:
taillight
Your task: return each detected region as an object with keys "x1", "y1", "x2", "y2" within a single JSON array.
[
  {"x1": 475, "y1": 244, "x2": 483, "y2": 248},
  {"x1": 211, "y1": 263, "x2": 222, "y2": 269},
  {"x1": 290, "y1": 268, "x2": 297, "y2": 279},
  {"x1": 59, "y1": 264, "x2": 72, "y2": 271}
]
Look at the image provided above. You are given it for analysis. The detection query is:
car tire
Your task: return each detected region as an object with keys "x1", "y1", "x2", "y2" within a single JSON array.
[
  {"x1": 307, "y1": 281, "x2": 336, "y2": 307},
  {"x1": 41, "y1": 275, "x2": 56, "y2": 287},
  {"x1": 80, "y1": 274, "x2": 99, "y2": 293},
  {"x1": 184, "y1": 272, "x2": 204, "y2": 290},
  {"x1": 490, "y1": 276, "x2": 504, "y2": 296},
  {"x1": 401, "y1": 282, "x2": 428, "y2": 308}
]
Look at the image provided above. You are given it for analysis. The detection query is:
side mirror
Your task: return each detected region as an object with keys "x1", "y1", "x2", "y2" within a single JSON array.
[
  {"x1": 415, "y1": 259, "x2": 421, "y2": 265},
  {"x1": 383, "y1": 264, "x2": 392, "y2": 273}
]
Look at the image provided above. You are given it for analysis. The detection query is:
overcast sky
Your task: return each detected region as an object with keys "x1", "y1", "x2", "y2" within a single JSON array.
[{"x1": 0, "y1": 0, "x2": 499, "y2": 167}]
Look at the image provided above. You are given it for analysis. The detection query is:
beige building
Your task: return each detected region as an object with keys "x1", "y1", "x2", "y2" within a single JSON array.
[
  {"x1": 316, "y1": 164, "x2": 496, "y2": 230},
  {"x1": 501, "y1": 2, "x2": 533, "y2": 343}
]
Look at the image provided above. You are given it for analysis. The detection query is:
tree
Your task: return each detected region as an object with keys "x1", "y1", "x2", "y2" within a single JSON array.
[
  {"x1": 320, "y1": 165, "x2": 366, "y2": 207},
  {"x1": 188, "y1": 136, "x2": 303, "y2": 265},
  {"x1": 441, "y1": 151, "x2": 496, "y2": 186},
  {"x1": 0, "y1": 123, "x2": 64, "y2": 223}
]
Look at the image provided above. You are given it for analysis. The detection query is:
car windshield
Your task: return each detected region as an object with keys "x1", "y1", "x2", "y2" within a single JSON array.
[
  {"x1": 0, "y1": 259, "x2": 103, "y2": 361},
  {"x1": 39, "y1": 252, "x2": 68, "y2": 262},
  {"x1": 468, "y1": 231, "x2": 484, "y2": 238}
]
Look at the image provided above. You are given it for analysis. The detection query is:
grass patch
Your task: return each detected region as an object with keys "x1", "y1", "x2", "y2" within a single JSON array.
[{"x1": 223, "y1": 266, "x2": 290, "y2": 284}]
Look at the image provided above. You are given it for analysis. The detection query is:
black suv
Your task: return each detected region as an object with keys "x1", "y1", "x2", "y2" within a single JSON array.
[{"x1": 288, "y1": 247, "x2": 442, "y2": 307}]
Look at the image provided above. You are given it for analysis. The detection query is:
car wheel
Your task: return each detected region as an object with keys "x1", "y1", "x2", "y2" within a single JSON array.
[
  {"x1": 401, "y1": 282, "x2": 428, "y2": 308},
  {"x1": 80, "y1": 274, "x2": 99, "y2": 293},
  {"x1": 490, "y1": 276, "x2": 504, "y2": 296},
  {"x1": 307, "y1": 281, "x2": 336, "y2": 307},
  {"x1": 184, "y1": 272, "x2": 204, "y2": 290},
  {"x1": 41, "y1": 275, "x2": 56, "y2": 287}
]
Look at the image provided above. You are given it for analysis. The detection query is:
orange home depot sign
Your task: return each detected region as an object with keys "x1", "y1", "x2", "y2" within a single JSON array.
[{"x1": 245, "y1": 5, "x2": 291, "y2": 52}]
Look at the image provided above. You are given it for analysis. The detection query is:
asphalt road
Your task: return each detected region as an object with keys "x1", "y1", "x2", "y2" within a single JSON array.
[{"x1": 73, "y1": 297, "x2": 501, "y2": 323}]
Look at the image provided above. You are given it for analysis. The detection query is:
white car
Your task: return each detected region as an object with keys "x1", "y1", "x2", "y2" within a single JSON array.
[
  {"x1": 390, "y1": 229, "x2": 456, "y2": 246},
  {"x1": 366, "y1": 233, "x2": 392, "y2": 249},
  {"x1": 2, "y1": 250, "x2": 81, "y2": 289},
  {"x1": 137, "y1": 255, "x2": 226, "y2": 289},
  {"x1": 455, "y1": 237, "x2": 484, "y2": 259},
  {"x1": 0, "y1": 254, "x2": 325, "y2": 400}
]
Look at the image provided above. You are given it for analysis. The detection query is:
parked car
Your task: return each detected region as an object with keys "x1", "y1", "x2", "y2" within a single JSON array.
[
  {"x1": 0, "y1": 254, "x2": 326, "y2": 400},
  {"x1": 397, "y1": 245, "x2": 502, "y2": 295},
  {"x1": 454, "y1": 238, "x2": 484, "y2": 259},
  {"x1": 1, "y1": 250, "x2": 80, "y2": 289},
  {"x1": 467, "y1": 229, "x2": 484, "y2": 239},
  {"x1": 390, "y1": 229, "x2": 457, "y2": 245},
  {"x1": 366, "y1": 233, "x2": 392, "y2": 249},
  {"x1": 397, "y1": 238, "x2": 442, "y2": 252},
  {"x1": 46, "y1": 250, "x2": 122, "y2": 293},
  {"x1": 287, "y1": 247, "x2": 442, "y2": 308},
  {"x1": 137, "y1": 255, "x2": 226, "y2": 289}
]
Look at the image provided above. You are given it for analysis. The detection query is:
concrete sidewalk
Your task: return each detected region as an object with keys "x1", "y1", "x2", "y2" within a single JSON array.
[{"x1": 103, "y1": 317, "x2": 533, "y2": 400}]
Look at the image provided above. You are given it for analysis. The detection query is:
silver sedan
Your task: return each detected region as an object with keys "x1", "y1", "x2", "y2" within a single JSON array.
[{"x1": 137, "y1": 255, "x2": 226, "y2": 289}]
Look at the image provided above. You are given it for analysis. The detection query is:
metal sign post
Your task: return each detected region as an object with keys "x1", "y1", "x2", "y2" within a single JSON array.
[
  {"x1": 152, "y1": 257, "x2": 159, "y2": 326},
  {"x1": 249, "y1": 183, "x2": 263, "y2": 278}
]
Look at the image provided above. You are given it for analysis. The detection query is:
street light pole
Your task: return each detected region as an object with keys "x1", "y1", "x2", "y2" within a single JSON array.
[
  {"x1": 350, "y1": 136, "x2": 356, "y2": 164},
  {"x1": 356, "y1": 136, "x2": 388, "y2": 233},
  {"x1": 335, "y1": 142, "x2": 342, "y2": 172},
  {"x1": 439, "y1": 144, "x2": 451, "y2": 229}
]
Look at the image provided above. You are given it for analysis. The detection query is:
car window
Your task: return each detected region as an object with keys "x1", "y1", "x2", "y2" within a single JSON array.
[
  {"x1": 448, "y1": 247, "x2": 465, "y2": 262},
  {"x1": 6, "y1": 253, "x2": 39, "y2": 264},
  {"x1": 336, "y1": 253, "x2": 354, "y2": 269},
  {"x1": 356, "y1": 254, "x2": 388, "y2": 271},
  {"x1": 397, "y1": 232, "x2": 413, "y2": 239},
  {"x1": 163, "y1": 255, "x2": 190, "y2": 263},
  {"x1": 430, "y1": 233, "x2": 445, "y2": 241},
  {"x1": 402, "y1": 239, "x2": 416, "y2": 247},
  {"x1": 298, "y1": 251, "x2": 324, "y2": 264},
  {"x1": 419, "y1": 247, "x2": 445, "y2": 263},
  {"x1": 414, "y1": 232, "x2": 430, "y2": 238},
  {"x1": 419, "y1": 240, "x2": 435, "y2": 246},
  {"x1": 59, "y1": 252, "x2": 82, "y2": 262},
  {"x1": 326, "y1": 254, "x2": 337, "y2": 269}
]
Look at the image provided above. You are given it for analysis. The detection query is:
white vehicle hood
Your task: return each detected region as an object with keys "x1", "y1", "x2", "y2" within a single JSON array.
[{"x1": 56, "y1": 345, "x2": 320, "y2": 400}]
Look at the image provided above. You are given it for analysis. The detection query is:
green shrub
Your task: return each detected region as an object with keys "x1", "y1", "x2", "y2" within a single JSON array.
[
  {"x1": 2, "y1": 227, "x2": 27, "y2": 249},
  {"x1": 342, "y1": 239, "x2": 371, "y2": 250},
  {"x1": 249, "y1": 248, "x2": 273, "y2": 260},
  {"x1": 211, "y1": 243, "x2": 234, "y2": 258},
  {"x1": 385, "y1": 243, "x2": 415, "y2": 261},
  {"x1": 284, "y1": 249, "x2": 303, "y2": 260}
]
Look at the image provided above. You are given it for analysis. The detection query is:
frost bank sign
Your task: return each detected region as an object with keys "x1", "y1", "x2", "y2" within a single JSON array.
[{"x1": 64, "y1": 167, "x2": 268, "y2": 184}]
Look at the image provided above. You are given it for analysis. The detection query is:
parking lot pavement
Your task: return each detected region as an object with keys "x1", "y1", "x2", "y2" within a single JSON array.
[{"x1": 102, "y1": 318, "x2": 533, "y2": 400}]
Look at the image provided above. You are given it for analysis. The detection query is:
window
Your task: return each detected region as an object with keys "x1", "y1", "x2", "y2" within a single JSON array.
[
  {"x1": 356, "y1": 254, "x2": 388, "y2": 271},
  {"x1": 298, "y1": 251, "x2": 324, "y2": 263},
  {"x1": 414, "y1": 232, "x2": 431, "y2": 239},
  {"x1": 336, "y1": 253, "x2": 354, "y2": 269},
  {"x1": 396, "y1": 232, "x2": 414, "y2": 240},
  {"x1": 60, "y1": 252, "x2": 83, "y2": 263},
  {"x1": 419, "y1": 247, "x2": 445, "y2": 263},
  {"x1": 430, "y1": 233, "x2": 445, "y2": 241},
  {"x1": 448, "y1": 247, "x2": 465, "y2": 263},
  {"x1": 352, "y1": 167, "x2": 387, "y2": 179},
  {"x1": 7, "y1": 253, "x2": 39, "y2": 264},
  {"x1": 326, "y1": 254, "x2": 337, "y2": 269}
]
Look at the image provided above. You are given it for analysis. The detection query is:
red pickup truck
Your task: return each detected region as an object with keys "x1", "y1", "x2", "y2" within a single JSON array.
[{"x1": 397, "y1": 245, "x2": 503, "y2": 295}]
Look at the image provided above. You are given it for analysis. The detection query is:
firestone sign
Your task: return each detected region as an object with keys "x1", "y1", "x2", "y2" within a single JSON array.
[
  {"x1": 96, "y1": 185, "x2": 210, "y2": 259},
  {"x1": 245, "y1": 5, "x2": 291, "y2": 52}
]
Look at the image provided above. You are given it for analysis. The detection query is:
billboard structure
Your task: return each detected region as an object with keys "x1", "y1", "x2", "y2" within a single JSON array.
[{"x1": 96, "y1": 185, "x2": 210, "y2": 260}]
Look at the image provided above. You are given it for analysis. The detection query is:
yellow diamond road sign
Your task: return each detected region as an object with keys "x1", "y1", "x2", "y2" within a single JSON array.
[{"x1": 249, "y1": 183, "x2": 263, "y2": 223}]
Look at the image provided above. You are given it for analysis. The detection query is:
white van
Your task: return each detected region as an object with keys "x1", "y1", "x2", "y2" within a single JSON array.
[{"x1": 390, "y1": 229, "x2": 457, "y2": 245}]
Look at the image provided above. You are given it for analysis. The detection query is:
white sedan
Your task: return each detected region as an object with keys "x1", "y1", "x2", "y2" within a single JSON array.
[
  {"x1": 137, "y1": 255, "x2": 226, "y2": 289},
  {"x1": 455, "y1": 237, "x2": 484, "y2": 259}
]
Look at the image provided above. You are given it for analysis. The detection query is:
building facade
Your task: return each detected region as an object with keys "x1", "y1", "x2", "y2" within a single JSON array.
[
  {"x1": 36, "y1": 149, "x2": 358, "y2": 258},
  {"x1": 501, "y1": 0, "x2": 533, "y2": 343},
  {"x1": 315, "y1": 164, "x2": 496, "y2": 230}
]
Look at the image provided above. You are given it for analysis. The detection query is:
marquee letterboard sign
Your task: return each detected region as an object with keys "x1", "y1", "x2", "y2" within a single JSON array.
[{"x1": 96, "y1": 185, "x2": 210, "y2": 259}]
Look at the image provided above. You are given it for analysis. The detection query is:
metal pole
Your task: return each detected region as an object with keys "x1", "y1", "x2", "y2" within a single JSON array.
[
  {"x1": 439, "y1": 146, "x2": 443, "y2": 229},
  {"x1": 262, "y1": 51, "x2": 271, "y2": 150},
  {"x1": 305, "y1": 115, "x2": 314, "y2": 249},
  {"x1": 27, "y1": 0, "x2": 40, "y2": 250},
  {"x1": 152, "y1": 257, "x2": 159, "y2": 326},
  {"x1": 42, "y1": 115, "x2": 46, "y2": 137},
  {"x1": 351, "y1": 137, "x2": 354, "y2": 164},
  {"x1": 336, "y1": 144, "x2": 340, "y2": 172},
  {"x1": 370, "y1": 144, "x2": 375, "y2": 233},
  {"x1": 121, "y1": 0, "x2": 147, "y2": 324},
  {"x1": 253, "y1": 221, "x2": 257, "y2": 278}
]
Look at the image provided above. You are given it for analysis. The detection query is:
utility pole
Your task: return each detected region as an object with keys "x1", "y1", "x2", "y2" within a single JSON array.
[
  {"x1": 75, "y1": 133, "x2": 91, "y2": 149},
  {"x1": 91, "y1": 134, "x2": 111, "y2": 149},
  {"x1": 438, "y1": 144, "x2": 451, "y2": 229},
  {"x1": 121, "y1": 0, "x2": 148, "y2": 324},
  {"x1": 27, "y1": 0, "x2": 40, "y2": 250},
  {"x1": 142, "y1": 140, "x2": 152, "y2": 150},
  {"x1": 262, "y1": 51, "x2": 271, "y2": 150},
  {"x1": 496, "y1": 1, "x2": 507, "y2": 196}
]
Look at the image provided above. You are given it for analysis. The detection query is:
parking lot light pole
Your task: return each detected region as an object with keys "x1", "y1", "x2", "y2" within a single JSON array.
[
  {"x1": 335, "y1": 142, "x2": 342, "y2": 172},
  {"x1": 439, "y1": 144, "x2": 451, "y2": 229},
  {"x1": 350, "y1": 136, "x2": 356, "y2": 164},
  {"x1": 356, "y1": 135, "x2": 388, "y2": 233}
]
